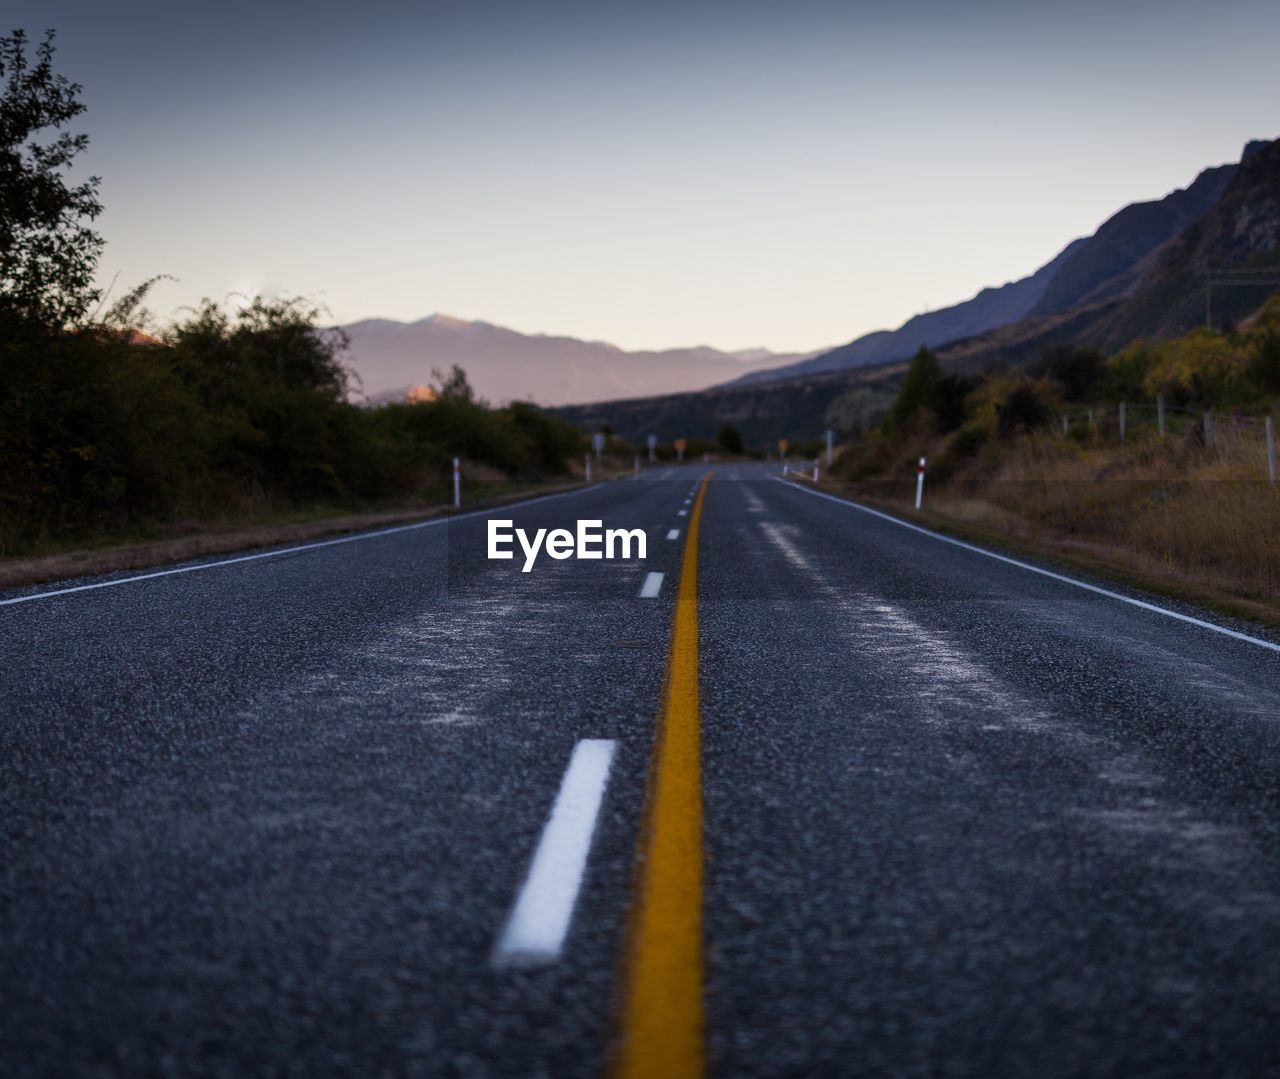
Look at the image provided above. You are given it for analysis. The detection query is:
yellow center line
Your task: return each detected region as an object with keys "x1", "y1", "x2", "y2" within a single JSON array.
[{"x1": 612, "y1": 473, "x2": 711, "y2": 1079}]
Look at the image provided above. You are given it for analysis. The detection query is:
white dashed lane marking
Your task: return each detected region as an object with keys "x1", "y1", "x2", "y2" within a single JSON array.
[
  {"x1": 494, "y1": 739, "x2": 617, "y2": 967},
  {"x1": 639, "y1": 572, "x2": 665, "y2": 598}
]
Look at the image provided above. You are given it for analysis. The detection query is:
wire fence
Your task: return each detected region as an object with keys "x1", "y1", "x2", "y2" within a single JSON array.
[{"x1": 1058, "y1": 394, "x2": 1278, "y2": 483}]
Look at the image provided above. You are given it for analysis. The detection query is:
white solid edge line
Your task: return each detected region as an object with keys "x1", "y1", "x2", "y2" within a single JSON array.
[
  {"x1": 771, "y1": 475, "x2": 1280, "y2": 655},
  {"x1": 639, "y1": 571, "x2": 665, "y2": 598},
  {"x1": 667, "y1": 529, "x2": 680, "y2": 540},
  {"x1": 494, "y1": 739, "x2": 617, "y2": 967},
  {"x1": 0, "y1": 483, "x2": 605, "y2": 608}
]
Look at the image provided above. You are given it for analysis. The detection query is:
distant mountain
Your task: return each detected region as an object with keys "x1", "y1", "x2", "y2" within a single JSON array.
[
  {"x1": 734, "y1": 147, "x2": 1250, "y2": 387},
  {"x1": 340, "y1": 314, "x2": 819, "y2": 406}
]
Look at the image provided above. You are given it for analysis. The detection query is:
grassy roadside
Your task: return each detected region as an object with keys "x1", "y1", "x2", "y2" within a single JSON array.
[
  {"x1": 0, "y1": 469, "x2": 631, "y2": 591},
  {"x1": 790, "y1": 472, "x2": 1280, "y2": 632}
]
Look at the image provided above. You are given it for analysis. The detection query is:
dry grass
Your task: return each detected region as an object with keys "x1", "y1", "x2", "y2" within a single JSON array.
[{"x1": 835, "y1": 422, "x2": 1280, "y2": 618}]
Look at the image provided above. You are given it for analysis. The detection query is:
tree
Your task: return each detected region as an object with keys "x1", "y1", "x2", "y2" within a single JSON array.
[
  {"x1": 0, "y1": 30, "x2": 103, "y2": 328},
  {"x1": 716, "y1": 423, "x2": 745, "y2": 455},
  {"x1": 886, "y1": 346, "x2": 942, "y2": 429},
  {"x1": 431, "y1": 363, "x2": 478, "y2": 404}
]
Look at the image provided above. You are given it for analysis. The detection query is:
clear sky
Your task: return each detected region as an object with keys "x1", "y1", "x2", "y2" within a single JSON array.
[{"x1": 9, "y1": 0, "x2": 1280, "y2": 352}]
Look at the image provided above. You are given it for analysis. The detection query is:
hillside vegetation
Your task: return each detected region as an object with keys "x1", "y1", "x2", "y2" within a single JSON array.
[
  {"x1": 831, "y1": 299, "x2": 1280, "y2": 612},
  {"x1": 0, "y1": 295, "x2": 584, "y2": 557}
]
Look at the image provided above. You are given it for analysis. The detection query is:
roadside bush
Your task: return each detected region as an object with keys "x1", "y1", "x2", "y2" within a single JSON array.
[
  {"x1": 1034, "y1": 345, "x2": 1106, "y2": 401},
  {"x1": 0, "y1": 297, "x2": 586, "y2": 554}
]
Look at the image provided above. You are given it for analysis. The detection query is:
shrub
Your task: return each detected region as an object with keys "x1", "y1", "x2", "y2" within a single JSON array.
[{"x1": 1034, "y1": 345, "x2": 1106, "y2": 401}]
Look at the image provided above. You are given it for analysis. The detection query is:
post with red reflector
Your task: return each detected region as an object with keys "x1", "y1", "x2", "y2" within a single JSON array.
[
  {"x1": 452, "y1": 456, "x2": 461, "y2": 508},
  {"x1": 914, "y1": 456, "x2": 926, "y2": 510}
]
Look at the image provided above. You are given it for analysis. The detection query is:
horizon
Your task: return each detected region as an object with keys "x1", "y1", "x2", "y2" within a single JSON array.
[{"x1": 8, "y1": 0, "x2": 1280, "y2": 354}]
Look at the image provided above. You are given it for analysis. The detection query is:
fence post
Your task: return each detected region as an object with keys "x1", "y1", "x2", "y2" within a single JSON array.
[
  {"x1": 1204, "y1": 411, "x2": 1214, "y2": 450},
  {"x1": 1268, "y1": 416, "x2": 1277, "y2": 484},
  {"x1": 1119, "y1": 401, "x2": 1126, "y2": 442},
  {"x1": 452, "y1": 456, "x2": 461, "y2": 508},
  {"x1": 915, "y1": 456, "x2": 926, "y2": 510},
  {"x1": 1157, "y1": 394, "x2": 1166, "y2": 437}
]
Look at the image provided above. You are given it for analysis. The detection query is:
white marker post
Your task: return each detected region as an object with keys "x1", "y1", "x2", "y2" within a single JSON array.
[
  {"x1": 1158, "y1": 394, "x2": 1166, "y2": 437},
  {"x1": 452, "y1": 456, "x2": 461, "y2": 508},
  {"x1": 812, "y1": 460, "x2": 819, "y2": 482},
  {"x1": 1119, "y1": 401, "x2": 1126, "y2": 442},
  {"x1": 914, "y1": 456, "x2": 926, "y2": 510},
  {"x1": 647, "y1": 434, "x2": 657, "y2": 463},
  {"x1": 593, "y1": 432, "x2": 605, "y2": 462},
  {"x1": 825, "y1": 429, "x2": 834, "y2": 467},
  {"x1": 1267, "y1": 416, "x2": 1276, "y2": 484},
  {"x1": 585, "y1": 454, "x2": 591, "y2": 482},
  {"x1": 634, "y1": 454, "x2": 640, "y2": 481}
]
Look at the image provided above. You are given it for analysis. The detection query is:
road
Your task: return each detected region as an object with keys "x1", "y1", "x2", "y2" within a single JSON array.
[{"x1": 3, "y1": 462, "x2": 1280, "y2": 1077}]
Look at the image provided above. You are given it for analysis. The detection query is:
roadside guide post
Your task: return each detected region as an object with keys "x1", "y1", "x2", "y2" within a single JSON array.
[
  {"x1": 452, "y1": 456, "x2": 461, "y2": 508},
  {"x1": 675, "y1": 438, "x2": 686, "y2": 463},
  {"x1": 647, "y1": 434, "x2": 657, "y2": 463},
  {"x1": 778, "y1": 438, "x2": 788, "y2": 465},
  {"x1": 825, "y1": 429, "x2": 834, "y2": 467},
  {"x1": 1268, "y1": 416, "x2": 1276, "y2": 484},
  {"x1": 634, "y1": 454, "x2": 640, "y2": 481},
  {"x1": 812, "y1": 460, "x2": 819, "y2": 482},
  {"x1": 915, "y1": 456, "x2": 926, "y2": 510},
  {"x1": 585, "y1": 453, "x2": 591, "y2": 482}
]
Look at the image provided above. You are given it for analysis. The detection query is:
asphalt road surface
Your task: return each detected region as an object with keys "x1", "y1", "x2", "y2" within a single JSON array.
[{"x1": 4, "y1": 463, "x2": 1280, "y2": 1077}]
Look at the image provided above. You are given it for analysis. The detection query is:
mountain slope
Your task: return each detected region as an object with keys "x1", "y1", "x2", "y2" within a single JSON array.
[
  {"x1": 729, "y1": 238, "x2": 1086, "y2": 387},
  {"x1": 1029, "y1": 160, "x2": 1238, "y2": 316},
  {"x1": 931, "y1": 137, "x2": 1280, "y2": 368},
  {"x1": 340, "y1": 315, "x2": 817, "y2": 406},
  {"x1": 736, "y1": 148, "x2": 1254, "y2": 388},
  {"x1": 1086, "y1": 138, "x2": 1280, "y2": 348}
]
